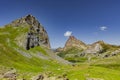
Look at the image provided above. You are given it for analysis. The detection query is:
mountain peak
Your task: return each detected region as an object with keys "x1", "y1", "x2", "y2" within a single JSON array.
[
  {"x1": 85, "y1": 40, "x2": 105, "y2": 54},
  {"x1": 6, "y1": 14, "x2": 51, "y2": 50},
  {"x1": 26, "y1": 14, "x2": 34, "y2": 17},
  {"x1": 94, "y1": 40, "x2": 105, "y2": 44},
  {"x1": 7, "y1": 14, "x2": 40, "y2": 28},
  {"x1": 69, "y1": 35, "x2": 76, "y2": 40},
  {"x1": 67, "y1": 35, "x2": 77, "y2": 41},
  {"x1": 24, "y1": 14, "x2": 37, "y2": 24},
  {"x1": 63, "y1": 35, "x2": 87, "y2": 51},
  {"x1": 25, "y1": 14, "x2": 34, "y2": 20}
]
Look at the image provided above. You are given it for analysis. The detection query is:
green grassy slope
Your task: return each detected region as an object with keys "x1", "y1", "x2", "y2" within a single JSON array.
[
  {"x1": 0, "y1": 25, "x2": 69, "y2": 79},
  {"x1": 56, "y1": 46, "x2": 120, "y2": 80},
  {"x1": 57, "y1": 47, "x2": 88, "y2": 63},
  {"x1": 1, "y1": 25, "x2": 120, "y2": 80}
]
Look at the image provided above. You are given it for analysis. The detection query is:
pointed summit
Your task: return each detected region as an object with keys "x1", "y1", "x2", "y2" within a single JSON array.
[
  {"x1": 8, "y1": 14, "x2": 40, "y2": 27},
  {"x1": 24, "y1": 14, "x2": 38, "y2": 25},
  {"x1": 6, "y1": 14, "x2": 51, "y2": 49},
  {"x1": 93, "y1": 40, "x2": 105, "y2": 45},
  {"x1": 63, "y1": 35, "x2": 87, "y2": 51}
]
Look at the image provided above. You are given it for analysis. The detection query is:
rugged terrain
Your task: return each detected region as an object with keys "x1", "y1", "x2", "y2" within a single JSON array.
[
  {"x1": 57, "y1": 36, "x2": 120, "y2": 62},
  {"x1": 57, "y1": 36, "x2": 120, "y2": 80},
  {"x1": 63, "y1": 36, "x2": 87, "y2": 51},
  {"x1": 0, "y1": 15, "x2": 120, "y2": 80},
  {"x1": 8, "y1": 14, "x2": 51, "y2": 50},
  {"x1": 0, "y1": 15, "x2": 71, "y2": 80}
]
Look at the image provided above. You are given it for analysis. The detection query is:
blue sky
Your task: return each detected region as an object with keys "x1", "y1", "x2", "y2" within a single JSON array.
[{"x1": 0, "y1": 0, "x2": 120, "y2": 48}]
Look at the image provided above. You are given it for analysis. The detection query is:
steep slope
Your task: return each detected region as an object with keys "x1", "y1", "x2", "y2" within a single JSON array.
[
  {"x1": 63, "y1": 36, "x2": 87, "y2": 51},
  {"x1": 57, "y1": 36, "x2": 120, "y2": 63},
  {"x1": 7, "y1": 14, "x2": 50, "y2": 50},
  {"x1": 57, "y1": 36, "x2": 88, "y2": 62},
  {"x1": 85, "y1": 41, "x2": 104, "y2": 54},
  {"x1": 0, "y1": 15, "x2": 71, "y2": 79},
  {"x1": 85, "y1": 41, "x2": 120, "y2": 56}
]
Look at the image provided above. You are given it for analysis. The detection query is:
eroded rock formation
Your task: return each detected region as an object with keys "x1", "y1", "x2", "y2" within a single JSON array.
[
  {"x1": 63, "y1": 36, "x2": 87, "y2": 51},
  {"x1": 8, "y1": 14, "x2": 51, "y2": 50},
  {"x1": 85, "y1": 41, "x2": 104, "y2": 54}
]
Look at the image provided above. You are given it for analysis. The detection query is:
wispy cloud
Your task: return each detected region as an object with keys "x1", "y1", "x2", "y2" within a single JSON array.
[
  {"x1": 64, "y1": 31, "x2": 72, "y2": 37},
  {"x1": 100, "y1": 26, "x2": 107, "y2": 31}
]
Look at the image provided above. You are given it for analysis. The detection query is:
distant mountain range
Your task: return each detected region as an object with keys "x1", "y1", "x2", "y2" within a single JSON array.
[{"x1": 57, "y1": 35, "x2": 120, "y2": 62}]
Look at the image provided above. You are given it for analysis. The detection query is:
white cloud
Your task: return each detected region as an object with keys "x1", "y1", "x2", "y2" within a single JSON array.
[
  {"x1": 100, "y1": 26, "x2": 107, "y2": 31},
  {"x1": 64, "y1": 31, "x2": 72, "y2": 37}
]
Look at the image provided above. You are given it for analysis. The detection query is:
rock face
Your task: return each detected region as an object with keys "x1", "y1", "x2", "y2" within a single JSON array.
[
  {"x1": 85, "y1": 41, "x2": 104, "y2": 54},
  {"x1": 63, "y1": 36, "x2": 87, "y2": 51},
  {"x1": 8, "y1": 14, "x2": 51, "y2": 50}
]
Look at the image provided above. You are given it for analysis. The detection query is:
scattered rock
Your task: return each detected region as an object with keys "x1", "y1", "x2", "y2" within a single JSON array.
[
  {"x1": 0, "y1": 74, "x2": 3, "y2": 79},
  {"x1": 32, "y1": 74, "x2": 44, "y2": 80},
  {"x1": 32, "y1": 73, "x2": 69, "y2": 80},
  {"x1": 3, "y1": 68, "x2": 17, "y2": 80},
  {"x1": 111, "y1": 49, "x2": 120, "y2": 56},
  {"x1": 85, "y1": 41, "x2": 104, "y2": 54},
  {"x1": 104, "y1": 54, "x2": 110, "y2": 58},
  {"x1": 86, "y1": 78, "x2": 104, "y2": 80}
]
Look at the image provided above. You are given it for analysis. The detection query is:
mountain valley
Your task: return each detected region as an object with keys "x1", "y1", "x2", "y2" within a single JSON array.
[{"x1": 0, "y1": 15, "x2": 120, "y2": 80}]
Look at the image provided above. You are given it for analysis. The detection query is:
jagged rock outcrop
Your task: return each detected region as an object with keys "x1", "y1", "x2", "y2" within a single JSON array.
[
  {"x1": 7, "y1": 14, "x2": 50, "y2": 50},
  {"x1": 63, "y1": 36, "x2": 87, "y2": 51},
  {"x1": 85, "y1": 41, "x2": 104, "y2": 54}
]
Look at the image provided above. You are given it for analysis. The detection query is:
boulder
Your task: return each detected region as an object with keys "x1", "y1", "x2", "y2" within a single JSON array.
[{"x1": 3, "y1": 69, "x2": 17, "y2": 80}]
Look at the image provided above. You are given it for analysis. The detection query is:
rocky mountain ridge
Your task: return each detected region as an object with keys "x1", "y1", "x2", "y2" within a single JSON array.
[
  {"x1": 63, "y1": 36, "x2": 87, "y2": 51},
  {"x1": 56, "y1": 35, "x2": 120, "y2": 63},
  {"x1": 58, "y1": 35, "x2": 120, "y2": 55},
  {"x1": 85, "y1": 41, "x2": 104, "y2": 54},
  {"x1": 7, "y1": 14, "x2": 51, "y2": 50}
]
